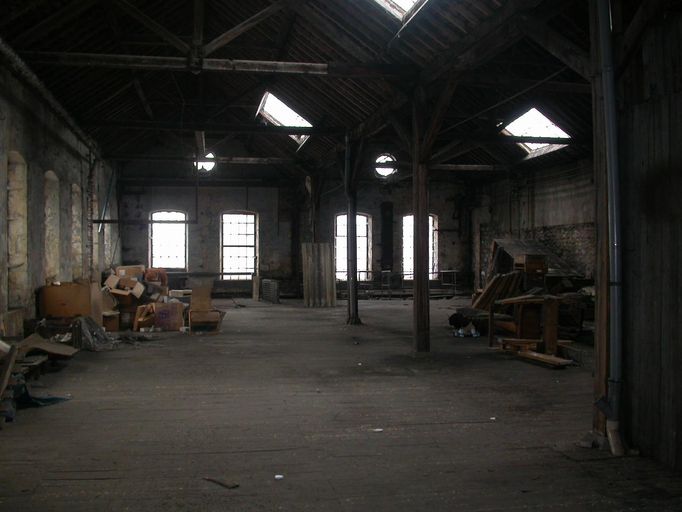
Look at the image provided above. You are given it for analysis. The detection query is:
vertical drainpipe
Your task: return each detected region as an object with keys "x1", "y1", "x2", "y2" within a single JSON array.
[{"x1": 597, "y1": 0, "x2": 624, "y2": 456}]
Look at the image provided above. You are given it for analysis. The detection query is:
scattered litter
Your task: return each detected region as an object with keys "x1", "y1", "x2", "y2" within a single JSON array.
[
  {"x1": 453, "y1": 322, "x2": 480, "y2": 338},
  {"x1": 274, "y1": 474, "x2": 284, "y2": 480},
  {"x1": 70, "y1": 316, "x2": 120, "y2": 351},
  {"x1": 203, "y1": 477, "x2": 240, "y2": 490},
  {"x1": 52, "y1": 333, "x2": 72, "y2": 344},
  {"x1": 231, "y1": 299, "x2": 246, "y2": 309}
]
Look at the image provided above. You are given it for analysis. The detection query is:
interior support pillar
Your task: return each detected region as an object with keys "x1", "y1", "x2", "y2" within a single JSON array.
[
  {"x1": 412, "y1": 100, "x2": 430, "y2": 352},
  {"x1": 345, "y1": 134, "x2": 361, "y2": 325}
]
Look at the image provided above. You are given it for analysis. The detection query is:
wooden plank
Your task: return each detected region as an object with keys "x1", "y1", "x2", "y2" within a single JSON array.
[
  {"x1": 0, "y1": 346, "x2": 18, "y2": 400},
  {"x1": 517, "y1": 350, "x2": 573, "y2": 368}
]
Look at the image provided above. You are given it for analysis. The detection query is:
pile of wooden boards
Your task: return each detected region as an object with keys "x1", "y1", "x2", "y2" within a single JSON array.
[
  {"x1": 1, "y1": 334, "x2": 79, "y2": 423},
  {"x1": 472, "y1": 271, "x2": 524, "y2": 310}
]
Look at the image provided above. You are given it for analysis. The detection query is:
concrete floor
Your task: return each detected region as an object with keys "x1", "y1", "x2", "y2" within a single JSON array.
[{"x1": 1, "y1": 299, "x2": 681, "y2": 511}]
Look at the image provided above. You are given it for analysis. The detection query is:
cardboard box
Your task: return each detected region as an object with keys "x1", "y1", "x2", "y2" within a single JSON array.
[
  {"x1": 102, "y1": 288, "x2": 118, "y2": 311},
  {"x1": 103, "y1": 311, "x2": 120, "y2": 332},
  {"x1": 131, "y1": 282, "x2": 146, "y2": 299},
  {"x1": 104, "y1": 274, "x2": 120, "y2": 290},
  {"x1": 118, "y1": 276, "x2": 139, "y2": 289},
  {"x1": 153, "y1": 303, "x2": 185, "y2": 331},
  {"x1": 170, "y1": 289, "x2": 192, "y2": 298},
  {"x1": 133, "y1": 305, "x2": 155, "y2": 331},
  {"x1": 39, "y1": 282, "x2": 103, "y2": 326},
  {"x1": 115, "y1": 264, "x2": 145, "y2": 279}
]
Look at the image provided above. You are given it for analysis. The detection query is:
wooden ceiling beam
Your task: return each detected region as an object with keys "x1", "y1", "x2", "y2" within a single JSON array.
[
  {"x1": 203, "y1": 1, "x2": 287, "y2": 57},
  {"x1": 107, "y1": 155, "x2": 296, "y2": 165},
  {"x1": 12, "y1": 0, "x2": 99, "y2": 48},
  {"x1": 113, "y1": 0, "x2": 191, "y2": 55},
  {"x1": 21, "y1": 51, "x2": 407, "y2": 78},
  {"x1": 520, "y1": 17, "x2": 591, "y2": 80},
  {"x1": 85, "y1": 119, "x2": 342, "y2": 136}
]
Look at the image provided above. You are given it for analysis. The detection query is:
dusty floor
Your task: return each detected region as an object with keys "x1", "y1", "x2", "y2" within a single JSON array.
[{"x1": 1, "y1": 298, "x2": 681, "y2": 511}]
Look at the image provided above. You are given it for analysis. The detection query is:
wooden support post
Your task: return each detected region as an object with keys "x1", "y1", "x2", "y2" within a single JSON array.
[
  {"x1": 344, "y1": 135, "x2": 361, "y2": 325},
  {"x1": 412, "y1": 98, "x2": 430, "y2": 353},
  {"x1": 589, "y1": 0, "x2": 609, "y2": 436}
]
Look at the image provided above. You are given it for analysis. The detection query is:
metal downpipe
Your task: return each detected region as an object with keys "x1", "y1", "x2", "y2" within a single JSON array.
[{"x1": 597, "y1": 0, "x2": 624, "y2": 456}]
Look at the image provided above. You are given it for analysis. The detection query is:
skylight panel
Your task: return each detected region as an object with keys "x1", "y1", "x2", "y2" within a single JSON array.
[
  {"x1": 504, "y1": 107, "x2": 570, "y2": 154},
  {"x1": 257, "y1": 91, "x2": 312, "y2": 146},
  {"x1": 373, "y1": 0, "x2": 419, "y2": 18}
]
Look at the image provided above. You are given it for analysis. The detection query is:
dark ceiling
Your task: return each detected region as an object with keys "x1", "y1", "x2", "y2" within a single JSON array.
[{"x1": 1, "y1": 0, "x2": 594, "y2": 182}]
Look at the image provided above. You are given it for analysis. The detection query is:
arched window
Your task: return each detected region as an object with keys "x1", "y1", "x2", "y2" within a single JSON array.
[
  {"x1": 150, "y1": 211, "x2": 187, "y2": 269},
  {"x1": 71, "y1": 184, "x2": 83, "y2": 279},
  {"x1": 44, "y1": 170, "x2": 61, "y2": 281},
  {"x1": 334, "y1": 213, "x2": 371, "y2": 281},
  {"x1": 7, "y1": 151, "x2": 29, "y2": 308},
  {"x1": 221, "y1": 212, "x2": 257, "y2": 280},
  {"x1": 402, "y1": 214, "x2": 438, "y2": 280}
]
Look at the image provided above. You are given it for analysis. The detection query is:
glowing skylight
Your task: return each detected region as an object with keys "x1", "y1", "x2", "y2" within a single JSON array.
[
  {"x1": 195, "y1": 152, "x2": 215, "y2": 172},
  {"x1": 503, "y1": 108, "x2": 570, "y2": 153},
  {"x1": 257, "y1": 91, "x2": 312, "y2": 146},
  {"x1": 373, "y1": 0, "x2": 419, "y2": 18}
]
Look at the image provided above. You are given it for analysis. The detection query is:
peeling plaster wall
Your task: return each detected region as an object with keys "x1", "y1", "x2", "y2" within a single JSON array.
[
  {"x1": 471, "y1": 159, "x2": 596, "y2": 286},
  {"x1": 120, "y1": 186, "x2": 294, "y2": 284},
  {"x1": 0, "y1": 62, "x2": 119, "y2": 319},
  {"x1": 119, "y1": 178, "x2": 470, "y2": 292},
  {"x1": 316, "y1": 179, "x2": 470, "y2": 280}
]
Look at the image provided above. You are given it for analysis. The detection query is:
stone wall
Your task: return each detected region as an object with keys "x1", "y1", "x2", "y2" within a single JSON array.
[{"x1": 0, "y1": 61, "x2": 119, "y2": 320}]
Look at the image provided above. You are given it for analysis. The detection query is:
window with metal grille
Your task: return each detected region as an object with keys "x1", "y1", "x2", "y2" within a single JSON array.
[
  {"x1": 221, "y1": 212, "x2": 257, "y2": 280},
  {"x1": 335, "y1": 214, "x2": 371, "y2": 281},
  {"x1": 402, "y1": 214, "x2": 438, "y2": 280},
  {"x1": 150, "y1": 210, "x2": 187, "y2": 269}
]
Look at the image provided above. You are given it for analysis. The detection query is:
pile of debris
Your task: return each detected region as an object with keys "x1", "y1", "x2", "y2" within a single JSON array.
[
  {"x1": 38, "y1": 264, "x2": 225, "y2": 334},
  {"x1": 452, "y1": 238, "x2": 594, "y2": 368}
]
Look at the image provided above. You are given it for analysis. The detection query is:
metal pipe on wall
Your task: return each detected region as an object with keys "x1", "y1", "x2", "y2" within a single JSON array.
[{"x1": 597, "y1": 0, "x2": 624, "y2": 457}]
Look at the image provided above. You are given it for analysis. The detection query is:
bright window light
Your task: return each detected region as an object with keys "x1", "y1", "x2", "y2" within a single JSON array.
[
  {"x1": 503, "y1": 107, "x2": 570, "y2": 153},
  {"x1": 335, "y1": 214, "x2": 371, "y2": 281},
  {"x1": 402, "y1": 214, "x2": 438, "y2": 280},
  {"x1": 375, "y1": 153, "x2": 397, "y2": 178},
  {"x1": 221, "y1": 213, "x2": 257, "y2": 280},
  {"x1": 150, "y1": 210, "x2": 187, "y2": 269},
  {"x1": 257, "y1": 91, "x2": 312, "y2": 146},
  {"x1": 195, "y1": 152, "x2": 215, "y2": 172},
  {"x1": 373, "y1": 0, "x2": 419, "y2": 18}
]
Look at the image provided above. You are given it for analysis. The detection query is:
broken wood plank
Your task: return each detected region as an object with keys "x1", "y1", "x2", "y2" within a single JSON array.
[{"x1": 517, "y1": 350, "x2": 573, "y2": 368}]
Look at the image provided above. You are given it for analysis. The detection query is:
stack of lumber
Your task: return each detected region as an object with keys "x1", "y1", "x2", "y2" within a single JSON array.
[{"x1": 472, "y1": 271, "x2": 523, "y2": 310}]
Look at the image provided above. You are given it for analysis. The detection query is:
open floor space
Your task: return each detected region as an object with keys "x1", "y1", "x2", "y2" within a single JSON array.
[{"x1": 2, "y1": 300, "x2": 681, "y2": 511}]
